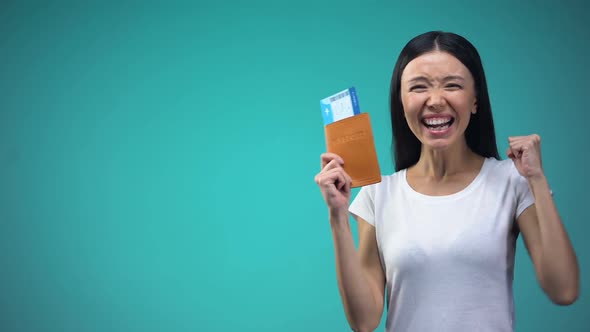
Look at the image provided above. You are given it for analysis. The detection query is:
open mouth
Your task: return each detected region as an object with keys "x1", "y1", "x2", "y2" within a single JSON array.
[{"x1": 421, "y1": 116, "x2": 455, "y2": 132}]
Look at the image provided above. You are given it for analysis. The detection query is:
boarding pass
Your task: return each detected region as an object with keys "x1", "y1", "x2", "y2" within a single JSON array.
[{"x1": 320, "y1": 87, "x2": 361, "y2": 125}]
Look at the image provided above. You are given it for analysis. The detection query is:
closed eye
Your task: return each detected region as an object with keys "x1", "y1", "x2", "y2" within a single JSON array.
[
  {"x1": 445, "y1": 83, "x2": 462, "y2": 90},
  {"x1": 409, "y1": 85, "x2": 427, "y2": 92}
]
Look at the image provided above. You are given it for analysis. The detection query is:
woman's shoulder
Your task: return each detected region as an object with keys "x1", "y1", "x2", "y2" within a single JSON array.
[
  {"x1": 482, "y1": 157, "x2": 519, "y2": 176},
  {"x1": 480, "y1": 157, "x2": 529, "y2": 190}
]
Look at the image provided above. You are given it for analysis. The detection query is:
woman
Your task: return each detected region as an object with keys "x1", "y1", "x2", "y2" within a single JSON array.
[{"x1": 314, "y1": 31, "x2": 579, "y2": 332}]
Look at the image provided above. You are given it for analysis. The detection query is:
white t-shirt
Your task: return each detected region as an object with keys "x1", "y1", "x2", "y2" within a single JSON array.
[{"x1": 348, "y1": 157, "x2": 535, "y2": 332}]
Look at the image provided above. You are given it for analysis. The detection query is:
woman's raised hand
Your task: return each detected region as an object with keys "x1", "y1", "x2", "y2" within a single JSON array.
[{"x1": 314, "y1": 152, "x2": 353, "y2": 213}]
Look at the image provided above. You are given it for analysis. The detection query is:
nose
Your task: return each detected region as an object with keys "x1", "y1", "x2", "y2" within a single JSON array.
[{"x1": 426, "y1": 89, "x2": 446, "y2": 109}]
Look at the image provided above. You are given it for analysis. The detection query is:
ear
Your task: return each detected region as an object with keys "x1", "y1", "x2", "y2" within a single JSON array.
[{"x1": 472, "y1": 100, "x2": 477, "y2": 114}]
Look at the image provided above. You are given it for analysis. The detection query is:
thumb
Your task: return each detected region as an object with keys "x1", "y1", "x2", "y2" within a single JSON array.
[{"x1": 506, "y1": 147, "x2": 515, "y2": 159}]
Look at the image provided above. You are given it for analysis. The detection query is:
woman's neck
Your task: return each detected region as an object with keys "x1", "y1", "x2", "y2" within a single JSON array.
[{"x1": 412, "y1": 140, "x2": 482, "y2": 180}]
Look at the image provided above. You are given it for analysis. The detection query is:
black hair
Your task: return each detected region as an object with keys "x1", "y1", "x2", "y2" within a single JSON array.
[{"x1": 389, "y1": 31, "x2": 500, "y2": 171}]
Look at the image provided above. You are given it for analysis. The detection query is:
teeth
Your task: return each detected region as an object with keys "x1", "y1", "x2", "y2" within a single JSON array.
[
  {"x1": 430, "y1": 124, "x2": 450, "y2": 131},
  {"x1": 424, "y1": 117, "x2": 452, "y2": 125}
]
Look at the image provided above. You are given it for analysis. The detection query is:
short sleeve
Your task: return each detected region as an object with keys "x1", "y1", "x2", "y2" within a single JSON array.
[
  {"x1": 348, "y1": 184, "x2": 376, "y2": 226},
  {"x1": 510, "y1": 164, "x2": 535, "y2": 218}
]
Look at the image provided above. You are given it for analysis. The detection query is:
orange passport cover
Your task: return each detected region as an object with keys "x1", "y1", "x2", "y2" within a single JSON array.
[{"x1": 324, "y1": 113, "x2": 382, "y2": 188}]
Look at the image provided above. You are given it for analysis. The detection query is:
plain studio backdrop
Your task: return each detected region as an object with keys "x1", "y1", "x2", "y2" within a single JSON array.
[{"x1": 0, "y1": 1, "x2": 588, "y2": 331}]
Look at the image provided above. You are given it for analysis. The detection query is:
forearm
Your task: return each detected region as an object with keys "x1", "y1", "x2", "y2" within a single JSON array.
[
  {"x1": 529, "y1": 175, "x2": 579, "y2": 303},
  {"x1": 330, "y1": 210, "x2": 381, "y2": 331}
]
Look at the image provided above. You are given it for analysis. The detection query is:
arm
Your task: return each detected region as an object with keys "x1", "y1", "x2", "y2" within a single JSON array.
[
  {"x1": 517, "y1": 176, "x2": 579, "y2": 305},
  {"x1": 330, "y1": 211, "x2": 386, "y2": 332},
  {"x1": 315, "y1": 152, "x2": 386, "y2": 331},
  {"x1": 508, "y1": 134, "x2": 579, "y2": 305}
]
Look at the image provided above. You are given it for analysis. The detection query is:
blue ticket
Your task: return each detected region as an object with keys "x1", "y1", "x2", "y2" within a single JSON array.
[{"x1": 320, "y1": 87, "x2": 361, "y2": 125}]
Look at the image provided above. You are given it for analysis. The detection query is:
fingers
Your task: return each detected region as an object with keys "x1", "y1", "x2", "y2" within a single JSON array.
[
  {"x1": 335, "y1": 169, "x2": 353, "y2": 192},
  {"x1": 330, "y1": 168, "x2": 346, "y2": 191},
  {"x1": 506, "y1": 147, "x2": 515, "y2": 159},
  {"x1": 344, "y1": 172, "x2": 352, "y2": 192},
  {"x1": 314, "y1": 166, "x2": 351, "y2": 189},
  {"x1": 315, "y1": 152, "x2": 353, "y2": 193},
  {"x1": 315, "y1": 158, "x2": 353, "y2": 188},
  {"x1": 508, "y1": 135, "x2": 541, "y2": 148},
  {"x1": 507, "y1": 134, "x2": 541, "y2": 158},
  {"x1": 320, "y1": 152, "x2": 344, "y2": 169},
  {"x1": 508, "y1": 134, "x2": 540, "y2": 143},
  {"x1": 338, "y1": 170, "x2": 353, "y2": 191},
  {"x1": 508, "y1": 143, "x2": 524, "y2": 159}
]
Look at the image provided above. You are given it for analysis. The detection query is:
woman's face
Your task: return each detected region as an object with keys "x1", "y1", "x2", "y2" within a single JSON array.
[{"x1": 400, "y1": 51, "x2": 477, "y2": 151}]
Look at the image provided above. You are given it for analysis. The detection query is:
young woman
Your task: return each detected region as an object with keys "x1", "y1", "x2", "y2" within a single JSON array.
[{"x1": 314, "y1": 31, "x2": 579, "y2": 332}]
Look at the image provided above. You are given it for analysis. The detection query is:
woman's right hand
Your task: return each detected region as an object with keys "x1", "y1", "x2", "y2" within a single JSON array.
[{"x1": 314, "y1": 152, "x2": 353, "y2": 213}]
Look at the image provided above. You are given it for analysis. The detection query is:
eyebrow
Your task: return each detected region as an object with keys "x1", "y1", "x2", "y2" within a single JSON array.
[
  {"x1": 442, "y1": 75, "x2": 465, "y2": 82},
  {"x1": 407, "y1": 75, "x2": 465, "y2": 83}
]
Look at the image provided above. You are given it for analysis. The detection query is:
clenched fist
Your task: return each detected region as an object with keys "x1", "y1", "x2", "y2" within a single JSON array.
[{"x1": 507, "y1": 134, "x2": 544, "y2": 180}]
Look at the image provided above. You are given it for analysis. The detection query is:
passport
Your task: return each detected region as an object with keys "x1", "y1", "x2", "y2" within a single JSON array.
[{"x1": 320, "y1": 87, "x2": 381, "y2": 188}]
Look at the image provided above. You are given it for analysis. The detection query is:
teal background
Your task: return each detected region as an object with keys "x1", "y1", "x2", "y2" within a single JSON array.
[{"x1": 1, "y1": 1, "x2": 588, "y2": 331}]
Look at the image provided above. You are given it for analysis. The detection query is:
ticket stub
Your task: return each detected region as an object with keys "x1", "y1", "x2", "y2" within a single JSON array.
[{"x1": 320, "y1": 87, "x2": 361, "y2": 125}]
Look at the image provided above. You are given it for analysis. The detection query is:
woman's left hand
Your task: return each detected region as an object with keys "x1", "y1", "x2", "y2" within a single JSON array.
[{"x1": 507, "y1": 134, "x2": 544, "y2": 179}]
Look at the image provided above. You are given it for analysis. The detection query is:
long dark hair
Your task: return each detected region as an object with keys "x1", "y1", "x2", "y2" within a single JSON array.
[{"x1": 390, "y1": 31, "x2": 500, "y2": 171}]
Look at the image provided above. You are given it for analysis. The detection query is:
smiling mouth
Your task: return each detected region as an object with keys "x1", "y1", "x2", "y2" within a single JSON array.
[{"x1": 421, "y1": 117, "x2": 455, "y2": 131}]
